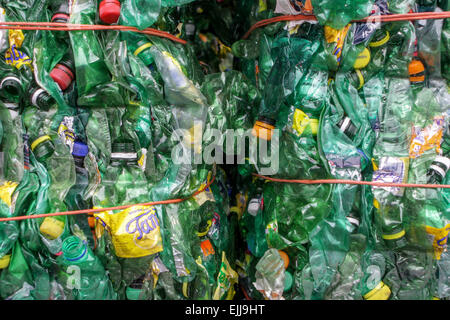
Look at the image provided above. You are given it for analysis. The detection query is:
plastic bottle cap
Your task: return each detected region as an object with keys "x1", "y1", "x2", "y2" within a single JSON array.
[
  {"x1": 252, "y1": 120, "x2": 275, "y2": 141},
  {"x1": 382, "y1": 229, "x2": 405, "y2": 240},
  {"x1": 31, "y1": 135, "x2": 52, "y2": 151},
  {"x1": 50, "y1": 63, "x2": 74, "y2": 91},
  {"x1": 409, "y1": 58, "x2": 425, "y2": 84},
  {"x1": 284, "y1": 270, "x2": 293, "y2": 292},
  {"x1": 0, "y1": 254, "x2": 11, "y2": 269},
  {"x1": 363, "y1": 281, "x2": 391, "y2": 300},
  {"x1": 353, "y1": 48, "x2": 371, "y2": 69},
  {"x1": 247, "y1": 198, "x2": 260, "y2": 216},
  {"x1": 369, "y1": 30, "x2": 390, "y2": 47},
  {"x1": 126, "y1": 286, "x2": 143, "y2": 300},
  {"x1": 72, "y1": 141, "x2": 89, "y2": 157},
  {"x1": 88, "y1": 216, "x2": 95, "y2": 229},
  {"x1": 51, "y1": 13, "x2": 70, "y2": 23},
  {"x1": 99, "y1": 0, "x2": 121, "y2": 24},
  {"x1": 278, "y1": 250, "x2": 289, "y2": 269},
  {"x1": 40, "y1": 217, "x2": 65, "y2": 240}
]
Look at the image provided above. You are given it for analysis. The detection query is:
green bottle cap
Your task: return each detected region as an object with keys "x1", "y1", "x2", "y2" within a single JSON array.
[
  {"x1": 284, "y1": 270, "x2": 293, "y2": 292},
  {"x1": 126, "y1": 287, "x2": 143, "y2": 300}
]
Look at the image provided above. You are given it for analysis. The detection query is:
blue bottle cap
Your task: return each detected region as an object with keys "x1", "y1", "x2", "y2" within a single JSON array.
[{"x1": 72, "y1": 141, "x2": 89, "y2": 157}]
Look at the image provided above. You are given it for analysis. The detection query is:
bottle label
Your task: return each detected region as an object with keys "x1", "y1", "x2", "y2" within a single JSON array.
[
  {"x1": 194, "y1": 172, "x2": 215, "y2": 206},
  {"x1": 213, "y1": 251, "x2": 238, "y2": 300},
  {"x1": 247, "y1": 198, "x2": 261, "y2": 216},
  {"x1": 236, "y1": 192, "x2": 248, "y2": 220},
  {"x1": 259, "y1": 0, "x2": 267, "y2": 12},
  {"x1": 372, "y1": 157, "x2": 409, "y2": 197},
  {"x1": 292, "y1": 109, "x2": 316, "y2": 136},
  {"x1": 94, "y1": 205, "x2": 163, "y2": 258},
  {"x1": 138, "y1": 148, "x2": 147, "y2": 171},
  {"x1": 5, "y1": 44, "x2": 32, "y2": 70},
  {"x1": 0, "y1": 181, "x2": 18, "y2": 210},
  {"x1": 275, "y1": 0, "x2": 312, "y2": 14},
  {"x1": 58, "y1": 116, "x2": 76, "y2": 152},
  {"x1": 324, "y1": 24, "x2": 351, "y2": 64},
  {"x1": 200, "y1": 239, "x2": 215, "y2": 258},
  {"x1": 266, "y1": 220, "x2": 279, "y2": 234},
  {"x1": 409, "y1": 116, "x2": 444, "y2": 158},
  {"x1": 425, "y1": 224, "x2": 450, "y2": 260}
]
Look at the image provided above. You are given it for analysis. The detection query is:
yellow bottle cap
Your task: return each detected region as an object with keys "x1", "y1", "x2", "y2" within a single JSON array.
[
  {"x1": 0, "y1": 254, "x2": 11, "y2": 269},
  {"x1": 133, "y1": 42, "x2": 153, "y2": 57},
  {"x1": 382, "y1": 229, "x2": 405, "y2": 240},
  {"x1": 354, "y1": 48, "x2": 371, "y2": 70},
  {"x1": 363, "y1": 281, "x2": 391, "y2": 300},
  {"x1": 278, "y1": 250, "x2": 289, "y2": 269},
  {"x1": 369, "y1": 31, "x2": 390, "y2": 48},
  {"x1": 31, "y1": 135, "x2": 51, "y2": 151},
  {"x1": 40, "y1": 217, "x2": 65, "y2": 240}
]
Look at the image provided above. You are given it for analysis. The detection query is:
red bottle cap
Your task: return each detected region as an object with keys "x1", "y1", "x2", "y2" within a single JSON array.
[
  {"x1": 99, "y1": 0, "x2": 121, "y2": 24},
  {"x1": 50, "y1": 64, "x2": 74, "y2": 91}
]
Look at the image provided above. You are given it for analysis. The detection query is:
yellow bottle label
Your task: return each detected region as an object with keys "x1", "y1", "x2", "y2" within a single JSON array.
[
  {"x1": 363, "y1": 281, "x2": 391, "y2": 300},
  {"x1": 292, "y1": 109, "x2": 318, "y2": 136},
  {"x1": 425, "y1": 224, "x2": 450, "y2": 260},
  {"x1": 235, "y1": 192, "x2": 248, "y2": 220},
  {"x1": 40, "y1": 217, "x2": 65, "y2": 240},
  {"x1": 259, "y1": 0, "x2": 267, "y2": 12},
  {"x1": 324, "y1": 24, "x2": 351, "y2": 64},
  {"x1": 213, "y1": 251, "x2": 238, "y2": 300},
  {"x1": 0, "y1": 254, "x2": 11, "y2": 269},
  {"x1": 0, "y1": 181, "x2": 18, "y2": 208},
  {"x1": 94, "y1": 205, "x2": 163, "y2": 258},
  {"x1": 409, "y1": 116, "x2": 444, "y2": 158},
  {"x1": 8, "y1": 29, "x2": 24, "y2": 48}
]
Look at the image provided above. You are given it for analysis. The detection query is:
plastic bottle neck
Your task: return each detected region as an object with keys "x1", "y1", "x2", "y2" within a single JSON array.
[
  {"x1": 62, "y1": 236, "x2": 88, "y2": 263},
  {"x1": 73, "y1": 155, "x2": 86, "y2": 169}
]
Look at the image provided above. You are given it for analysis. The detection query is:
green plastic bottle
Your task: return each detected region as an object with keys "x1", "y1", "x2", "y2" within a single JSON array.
[
  {"x1": 65, "y1": 141, "x2": 95, "y2": 248},
  {"x1": 69, "y1": 0, "x2": 112, "y2": 98},
  {"x1": 58, "y1": 236, "x2": 116, "y2": 300}
]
